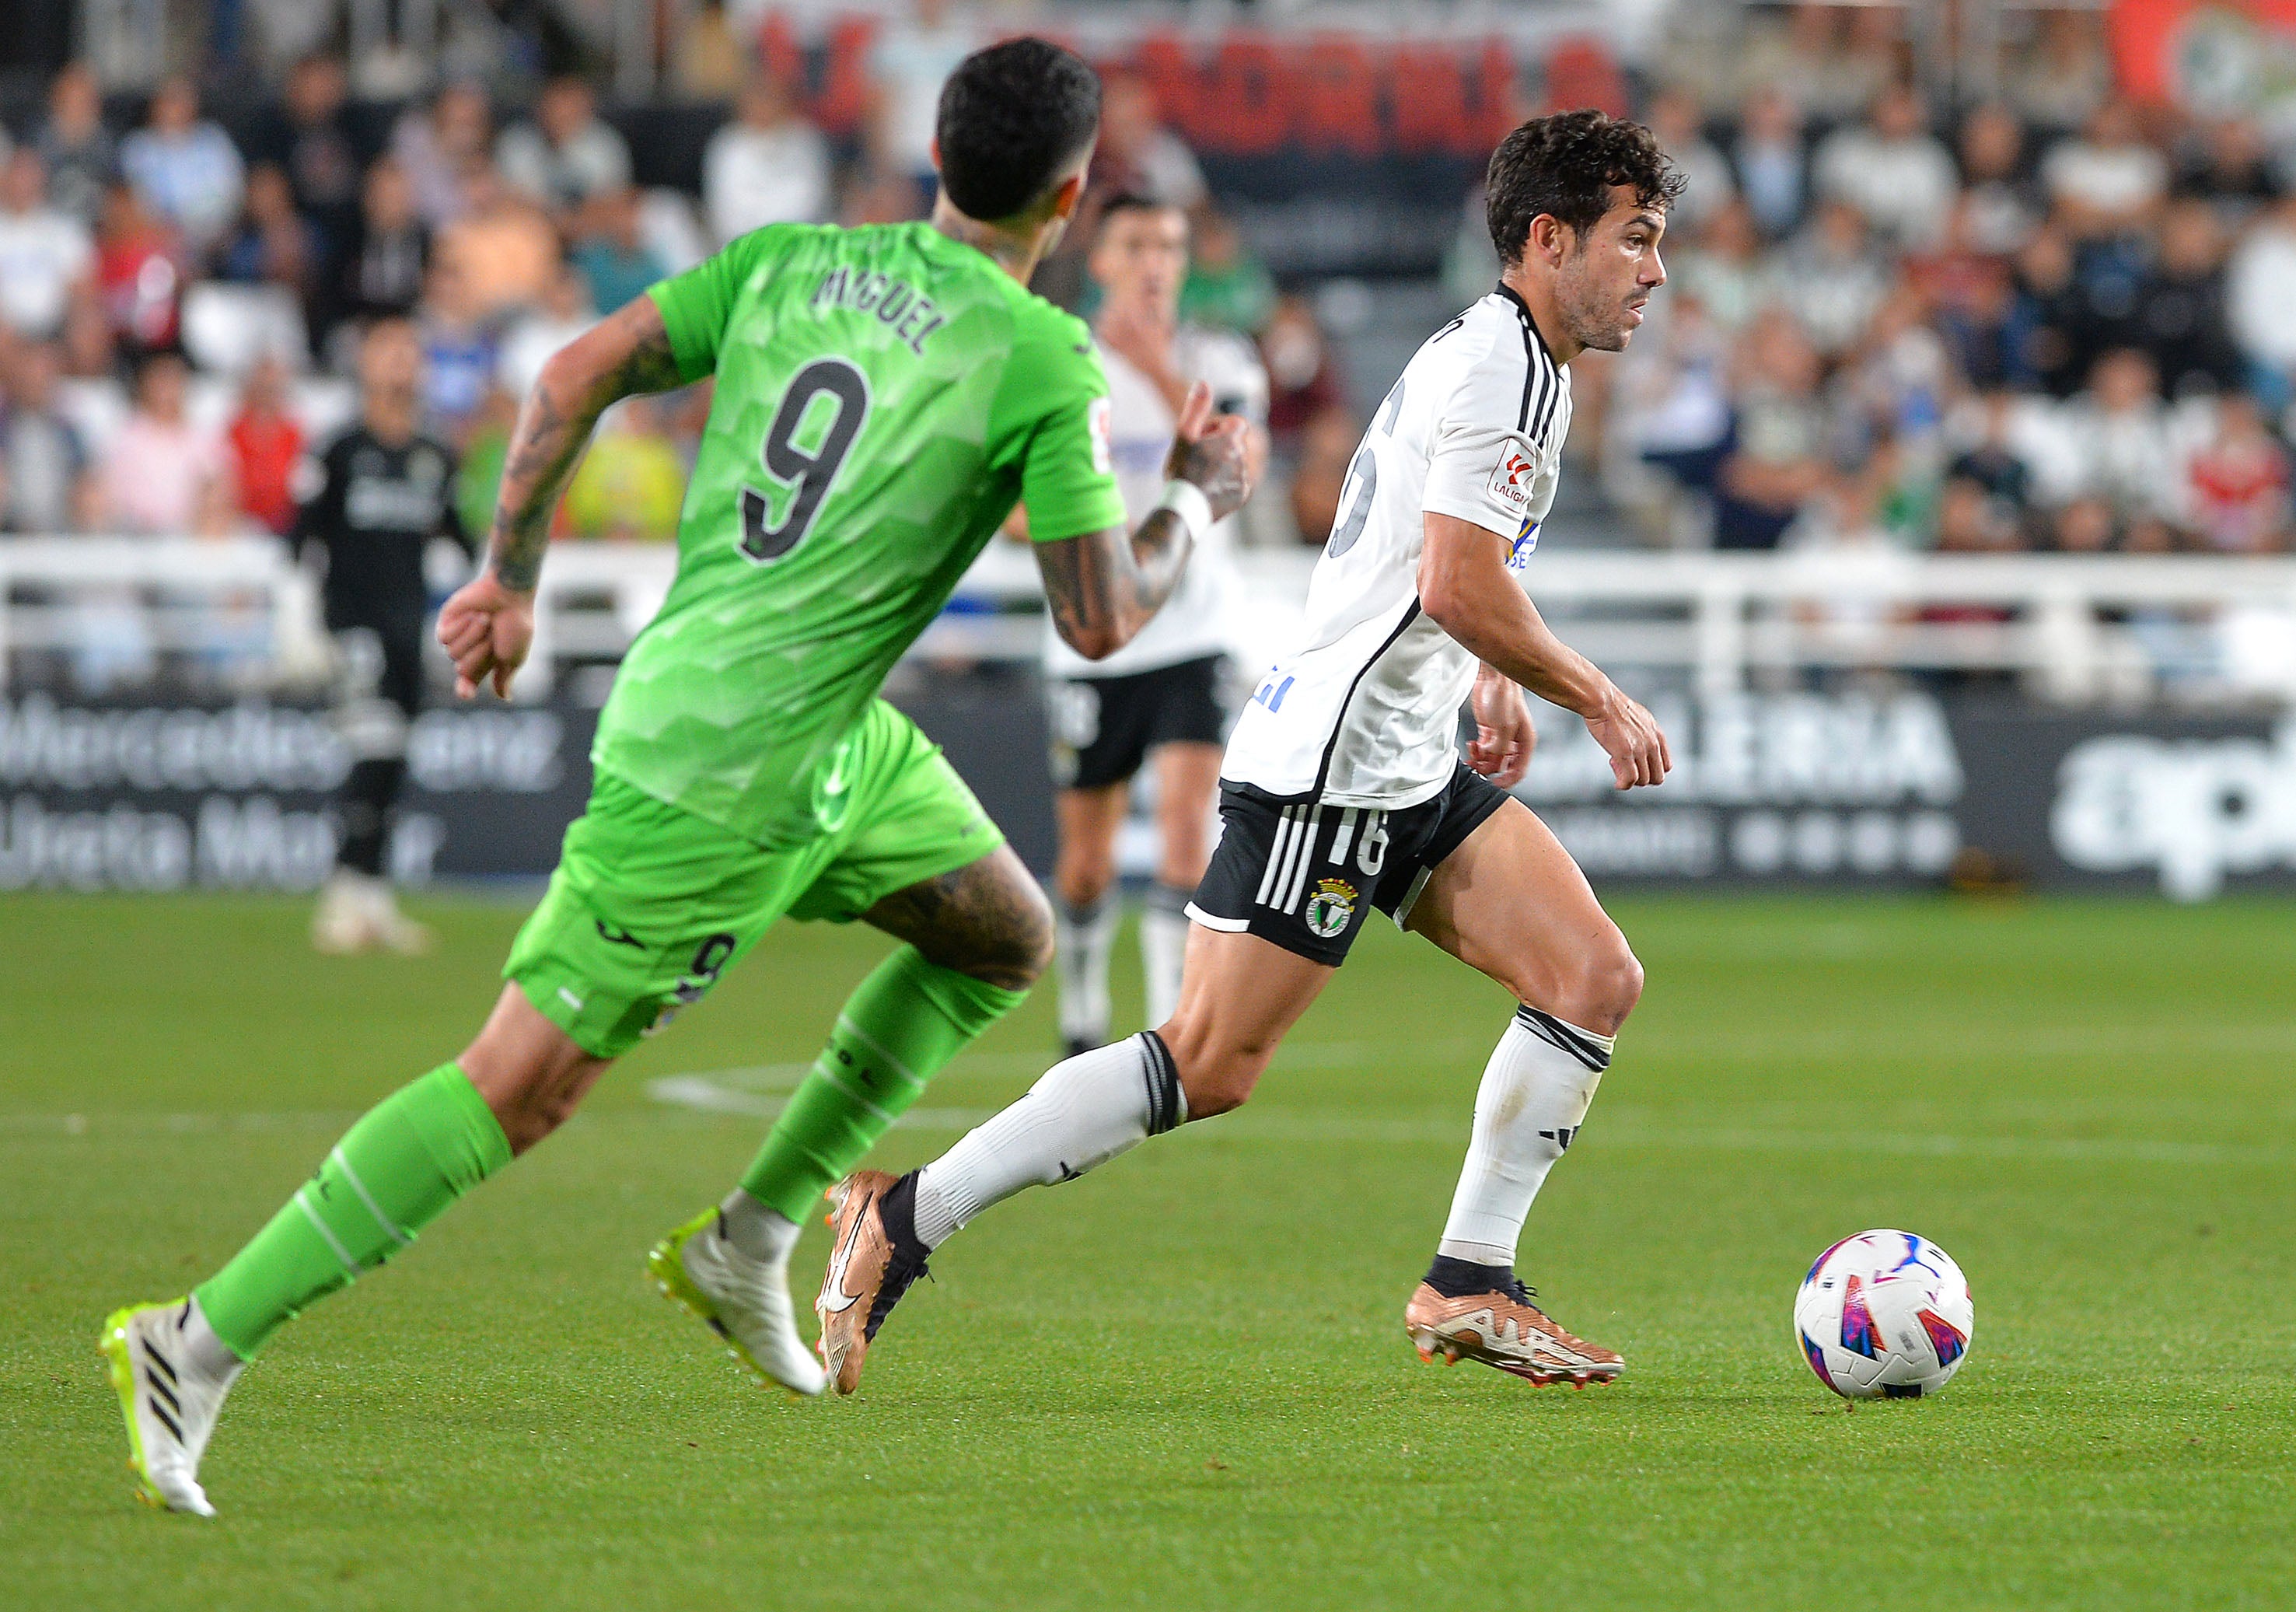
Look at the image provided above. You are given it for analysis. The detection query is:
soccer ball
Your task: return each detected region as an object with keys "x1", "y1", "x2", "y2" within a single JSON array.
[{"x1": 1793, "y1": 1229, "x2": 1973, "y2": 1400}]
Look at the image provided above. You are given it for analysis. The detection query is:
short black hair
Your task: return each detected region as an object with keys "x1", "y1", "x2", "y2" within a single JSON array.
[
  {"x1": 1485, "y1": 110, "x2": 1686, "y2": 268},
  {"x1": 936, "y1": 37, "x2": 1102, "y2": 224},
  {"x1": 1095, "y1": 191, "x2": 1183, "y2": 242}
]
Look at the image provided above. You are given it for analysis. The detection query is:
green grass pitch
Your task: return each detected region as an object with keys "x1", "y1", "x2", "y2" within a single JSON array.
[{"x1": 2, "y1": 889, "x2": 2291, "y2": 1609}]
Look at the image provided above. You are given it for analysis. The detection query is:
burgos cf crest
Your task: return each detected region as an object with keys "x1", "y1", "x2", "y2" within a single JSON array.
[{"x1": 1303, "y1": 877, "x2": 1358, "y2": 939}]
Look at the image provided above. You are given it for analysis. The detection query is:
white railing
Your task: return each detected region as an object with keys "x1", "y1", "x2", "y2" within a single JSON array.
[{"x1": 5, "y1": 537, "x2": 2295, "y2": 706}]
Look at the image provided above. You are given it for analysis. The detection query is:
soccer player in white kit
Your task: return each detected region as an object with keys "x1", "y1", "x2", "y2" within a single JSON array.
[
  {"x1": 816, "y1": 111, "x2": 1683, "y2": 1393},
  {"x1": 1040, "y1": 194, "x2": 1270, "y2": 1058}
]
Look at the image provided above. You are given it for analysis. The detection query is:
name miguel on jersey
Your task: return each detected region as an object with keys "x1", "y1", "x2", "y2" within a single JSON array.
[{"x1": 808, "y1": 268, "x2": 949, "y2": 355}]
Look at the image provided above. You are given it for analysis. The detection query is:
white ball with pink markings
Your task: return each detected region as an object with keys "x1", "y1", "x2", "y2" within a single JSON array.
[{"x1": 1794, "y1": 1229, "x2": 1973, "y2": 1400}]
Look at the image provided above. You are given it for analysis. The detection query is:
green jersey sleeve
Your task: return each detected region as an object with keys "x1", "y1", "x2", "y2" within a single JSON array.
[
  {"x1": 648, "y1": 225, "x2": 811, "y2": 383},
  {"x1": 1003, "y1": 316, "x2": 1128, "y2": 544}
]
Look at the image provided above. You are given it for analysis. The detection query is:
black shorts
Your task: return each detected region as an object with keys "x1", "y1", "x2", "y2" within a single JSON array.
[
  {"x1": 1045, "y1": 654, "x2": 1227, "y2": 791},
  {"x1": 1185, "y1": 763, "x2": 1511, "y2": 966}
]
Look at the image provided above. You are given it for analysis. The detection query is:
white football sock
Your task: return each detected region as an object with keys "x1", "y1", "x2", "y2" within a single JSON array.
[
  {"x1": 911, "y1": 1033, "x2": 1186, "y2": 1250},
  {"x1": 182, "y1": 1295, "x2": 247, "y2": 1383},
  {"x1": 717, "y1": 1187, "x2": 802, "y2": 1268},
  {"x1": 1437, "y1": 1006, "x2": 1615, "y2": 1268},
  {"x1": 1139, "y1": 883, "x2": 1191, "y2": 1029},
  {"x1": 1054, "y1": 893, "x2": 1122, "y2": 1047}
]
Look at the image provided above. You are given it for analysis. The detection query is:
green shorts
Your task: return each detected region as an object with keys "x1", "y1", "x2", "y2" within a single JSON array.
[{"x1": 504, "y1": 699, "x2": 1003, "y2": 1058}]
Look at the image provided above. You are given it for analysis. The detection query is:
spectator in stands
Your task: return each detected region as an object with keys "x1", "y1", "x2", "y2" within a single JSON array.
[
  {"x1": 415, "y1": 257, "x2": 498, "y2": 443},
  {"x1": 1815, "y1": 81, "x2": 1958, "y2": 252},
  {"x1": 96, "y1": 350, "x2": 234, "y2": 536},
  {"x1": 1668, "y1": 198, "x2": 1767, "y2": 333},
  {"x1": 673, "y1": 0, "x2": 746, "y2": 103},
  {"x1": 1715, "y1": 308, "x2": 1829, "y2": 550},
  {"x1": 250, "y1": 54, "x2": 362, "y2": 264},
  {"x1": 1093, "y1": 74, "x2": 1208, "y2": 214},
  {"x1": 868, "y1": 0, "x2": 980, "y2": 206},
  {"x1": 2043, "y1": 99, "x2": 2167, "y2": 243},
  {"x1": 393, "y1": 82, "x2": 494, "y2": 228},
  {"x1": 703, "y1": 75, "x2": 833, "y2": 245},
  {"x1": 2056, "y1": 348, "x2": 2182, "y2": 551},
  {"x1": 571, "y1": 187, "x2": 669, "y2": 314},
  {"x1": 1840, "y1": 285, "x2": 1952, "y2": 456},
  {"x1": 337, "y1": 155, "x2": 430, "y2": 333},
  {"x1": 562, "y1": 394, "x2": 689, "y2": 540},
  {"x1": 218, "y1": 163, "x2": 323, "y2": 331},
  {"x1": 2174, "y1": 116, "x2": 2280, "y2": 220},
  {"x1": 435, "y1": 166, "x2": 557, "y2": 315},
  {"x1": 120, "y1": 77, "x2": 246, "y2": 258},
  {"x1": 1955, "y1": 103, "x2": 2040, "y2": 258},
  {"x1": 2138, "y1": 198, "x2": 2242, "y2": 400},
  {"x1": 1, "y1": 340, "x2": 96, "y2": 533},
  {"x1": 1736, "y1": 2, "x2": 1882, "y2": 124},
  {"x1": 497, "y1": 262, "x2": 596, "y2": 403},
  {"x1": 2007, "y1": 9, "x2": 2113, "y2": 137},
  {"x1": 498, "y1": 76, "x2": 632, "y2": 226},
  {"x1": 1613, "y1": 288, "x2": 1734, "y2": 543},
  {"x1": 1731, "y1": 86, "x2": 1807, "y2": 242},
  {"x1": 2011, "y1": 224, "x2": 2103, "y2": 398},
  {"x1": 1771, "y1": 198, "x2": 1889, "y2": 357},
  {"x1": 1646, "y1": 88, "x2": 1734, "y2": 233},
  {"x1": 93, "y1": 180, "x2": 185, "y2": 355},
  {"x1": 225, "y1": 353, "x2": 305, "y2": 537},
  {"x1": 36, "y1": 63, "x2": 116, "y2": 226},
  {"x1": 2225, "y1": 190, "x2": 2296, "y2": 400},
  {"x1": 1940, "y1": 389, "x2": 2042, "y2": 551},
  {"x1": 1179, "y1": 211, "x2": 1276, "y2": 336},
  {"x1": 2182, "y1": 391, "x2": 2289, "y2": 553},
  {"x1": 0, "y1": 151, "x2": 94, "y2": 341},
  {"x1": 1920, "y1": 204, "x2": 2023, "y2": 389}
]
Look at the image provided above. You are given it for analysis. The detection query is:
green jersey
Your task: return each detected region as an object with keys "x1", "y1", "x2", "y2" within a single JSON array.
[{"x1": 592, "y1": 221, "x2": 1125, "y2": 844}]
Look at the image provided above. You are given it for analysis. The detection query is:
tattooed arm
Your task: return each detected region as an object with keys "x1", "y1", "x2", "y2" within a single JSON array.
[
  {"x1": 1034, "y1": 381, "x2": 1255, "y2": 662},
  {"x1": 436, "y1": 295, "x2": 685, "y2": 698}
]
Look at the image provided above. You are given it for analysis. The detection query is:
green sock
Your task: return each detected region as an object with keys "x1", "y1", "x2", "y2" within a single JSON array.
[
  {"x1": 194, "y1": 1064, "x2": 512, "y2": 1360},
  {"x1": 739, "y1": 946, "x2": 1025, "y2": 1222}
]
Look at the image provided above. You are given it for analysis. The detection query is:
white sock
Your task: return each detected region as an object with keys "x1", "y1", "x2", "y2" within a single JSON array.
[
  {"x1": 182, "y1": 1296, "x2": 248, "y2": 1383},
  {"x1": 911, "y1": 1033, "x2": 1186, "y2": 1250},
  {"x1": 1437, "y1": 1007, "x2": 1615, "y2": 1268},
  {"x1": 1054, "y1": 893, "x2": 1122, "y2": 1047},
  {"x1": 1139, "y1": 883, "x2": 1190, "y2": 1029},
  {"x1": 717, "y1": 1187, "x2": 802, "y2": 1268}
]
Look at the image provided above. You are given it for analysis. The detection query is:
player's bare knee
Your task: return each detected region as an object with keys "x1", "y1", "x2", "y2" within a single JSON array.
[
  {"x1": 1555, "y1": 941, "x2": 1643, "y2": 1037},
  {"x1": 955, "y1": 876, "x2": 1055, "y2": 991},
  {"x1": 1054, "y1": 852, "x2": 1116, "y2": 911},
  {"x1": 1159, "y1": 1019, "x2": 1274, "y2": 1118}
]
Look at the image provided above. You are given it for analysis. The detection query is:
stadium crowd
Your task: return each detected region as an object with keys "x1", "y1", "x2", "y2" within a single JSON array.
[{"x1": 2, "y1": 2, "x2": 2292, "y2": 596}]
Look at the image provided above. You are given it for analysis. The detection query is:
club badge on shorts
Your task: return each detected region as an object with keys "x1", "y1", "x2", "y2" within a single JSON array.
[{"x1": 1304, "y1": 876, "x2": 1358, "y2": 939}]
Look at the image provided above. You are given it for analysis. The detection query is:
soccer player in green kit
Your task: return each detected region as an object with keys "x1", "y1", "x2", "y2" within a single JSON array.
[{"x1": 99, "y1": 38, "x2": 1253, "y2": 1516}]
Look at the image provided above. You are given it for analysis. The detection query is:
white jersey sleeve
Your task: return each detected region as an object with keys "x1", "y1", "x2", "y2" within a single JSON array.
[
  {"x1": 1041, "y1": 325, "x2": 1270, "y2": 680},
  {"x1": 1220, "y1": 287, "x2": 1571, "y2": 808}
]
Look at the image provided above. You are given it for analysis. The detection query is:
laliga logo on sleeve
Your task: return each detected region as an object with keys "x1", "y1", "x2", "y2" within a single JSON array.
[{"x1": 1487, "y1": 446, "x2": 1536, "y2": 511}]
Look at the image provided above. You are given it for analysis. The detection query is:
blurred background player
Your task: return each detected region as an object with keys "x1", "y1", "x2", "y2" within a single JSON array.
[
  {"x1": 1036, "y1": 194, "x2": 1268, "y2": 1058},
  {"x1": 298, "y1": 316, "x2": 473, "y2": 954}
]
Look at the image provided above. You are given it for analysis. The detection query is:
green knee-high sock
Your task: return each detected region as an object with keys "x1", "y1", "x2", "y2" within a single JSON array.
[
  {"x1": 739, "y1": 946, "x2": 1025, "y2": 1222},
  {"x1": 194, "y1": 1064, "x2": 512, "y2": 1360}
]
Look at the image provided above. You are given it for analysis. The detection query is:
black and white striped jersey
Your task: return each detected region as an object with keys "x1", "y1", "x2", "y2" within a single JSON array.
[{"x1": 1223, "y1": 284, "x2": 1571, "y2": 808}]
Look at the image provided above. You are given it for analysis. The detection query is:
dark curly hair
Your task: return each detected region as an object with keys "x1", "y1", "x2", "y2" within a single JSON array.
[
  {"x1": 1485, "y1": 110, "x2": 1686, "y2": 268},
  {"x1": 937, "y1": 38, "x2": 1102, "y2": 223}
]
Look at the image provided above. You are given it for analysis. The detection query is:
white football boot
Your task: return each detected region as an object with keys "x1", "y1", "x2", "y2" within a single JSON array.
[
  {"x1": 99, "y1": 1298, "x2": 244, "y2": 1516},
  {"x1": 311, "y1": 870, "x2": 376, "y2": 953},
  {"x1": 648, "y1": 1209, "x2": 828, "y2": 1397}
]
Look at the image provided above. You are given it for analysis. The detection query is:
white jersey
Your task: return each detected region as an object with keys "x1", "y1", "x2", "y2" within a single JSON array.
[
  {"x1": 1042, "y1": 324, "x2": 1270, "y2": 680},
  {"x1": 1223, "y1": 286, "x2": 1571, "y2": 807}
]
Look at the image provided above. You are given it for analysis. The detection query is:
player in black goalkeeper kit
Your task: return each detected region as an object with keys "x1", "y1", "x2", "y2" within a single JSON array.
[{"x1": 297, "y1": 316, "x2": 474, "y2": 953}]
